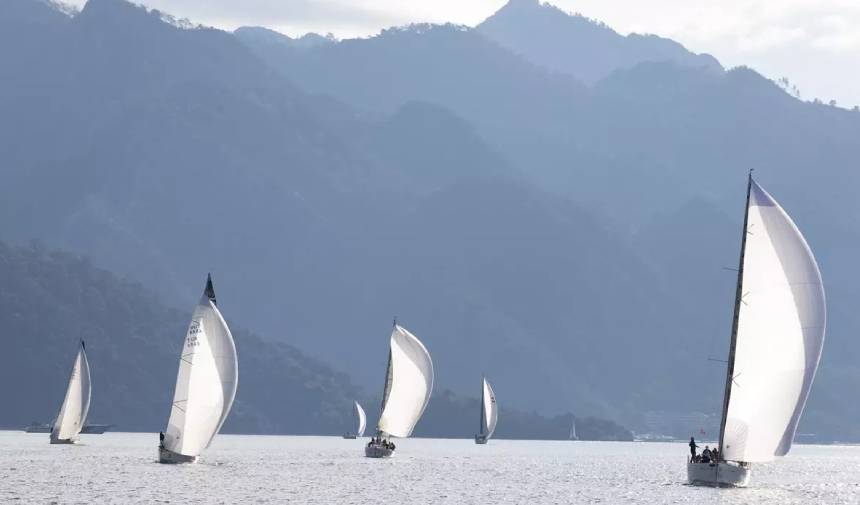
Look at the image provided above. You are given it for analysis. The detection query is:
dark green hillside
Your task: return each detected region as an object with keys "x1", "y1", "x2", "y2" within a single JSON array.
[{"x1": 0, "y1": 240, "x2": 362, "y2": 434}]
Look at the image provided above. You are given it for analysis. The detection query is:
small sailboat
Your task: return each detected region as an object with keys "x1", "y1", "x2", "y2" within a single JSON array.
[
  {"x1": 50, "y1": 341, "x2": 91, "y2": 444},
  {"x1": 365, "y1": 323, "x2": 434, "y2": 458},
  {"x1": 569, "y1": 416, "x2": 578, "y2": 441},
  {"x1": 474, "y1": 377, "x2": 497, "y2": 444},
  {"x1": 159, "y1": 274, "x2": 238, "y2": 464},
  {"x1": 343, "y1": 401, "x2": 367, "y2": 439},
  {"x1": 687, "y1": 174, "x2": 826, "y2": 487}
]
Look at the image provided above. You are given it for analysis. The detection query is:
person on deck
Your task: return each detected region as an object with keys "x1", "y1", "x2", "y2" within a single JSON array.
[
  {"x1": 689, "y1": 437, "x2": 698, "y2": 461},
  {"x1": 159, "y1": 432, "x2": 165, "y2": 448},
  {"x1": 702, "y1": 446, "x2": 712, "y2": 463}
]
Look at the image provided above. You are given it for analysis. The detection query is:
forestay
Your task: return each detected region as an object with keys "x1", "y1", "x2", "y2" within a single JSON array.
[
  {"x1": 164, "y1": 282, "x2": 238, "y2": 457},
  {"x1": 377, "y1": 325, "x2": 434, "y2": 438},
  {"x1": 52, "y1": 343, "x2": 91, "y2": 441},
  {"x1": 482, "y1": 378, "x2": 498, "y2": 438},
  {"x1": 722, "y1": 180, "x2": 826, "y2": 463}
]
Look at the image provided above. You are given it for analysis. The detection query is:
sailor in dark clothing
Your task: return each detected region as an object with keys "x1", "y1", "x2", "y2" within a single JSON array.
[
  {"x1": 689, "y1": 437, "x2": 699, "y2": 461},
  {"x1": 159, "y1": 432, "x2": 165, "y2": 448}
]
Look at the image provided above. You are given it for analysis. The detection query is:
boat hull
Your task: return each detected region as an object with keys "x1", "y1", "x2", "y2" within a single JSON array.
[
  {"x1": 474, "y1": 435, "x2": 488, "y2": 445},
  {"x1": 81, "y1": 424, "x2": 114, "y2": 434},
  {"x1": 49, "y1": 436, "x2": 77, "y2": 445},
  {"x1": 687, "y1": 460, "x2": 750, "y2": 487},
  {"x1": 343, "y1": 433, "x2": 357, "y2": 440},
  {"x1": 365, "y1": 443, "x2": 394, "y2": 458},
  {"x1": 159, "y1": 446, "x2": 198, "y2": 464}
]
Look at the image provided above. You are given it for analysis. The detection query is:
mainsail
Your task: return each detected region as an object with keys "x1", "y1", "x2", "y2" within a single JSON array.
[
  {"x1": 481, "y1": 378, "x2": 498, "y2": 439},
  {"x1": 377, "y1": 325, "x2": 434, "y2": 438},
  {"x1": 718, "y1": 177, "x2": 826, "y2": 463},
  {"x1": 355, "y1": 401, "x2": 367, "y2": 437},
  {"x1": 163, "y1": 275, "x2": 238, "y2": 457},
  {"x1": 51, "y1": 342, "x2": 91, "y2": 442}
]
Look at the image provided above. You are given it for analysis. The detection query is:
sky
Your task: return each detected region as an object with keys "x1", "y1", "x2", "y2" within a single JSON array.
[{"x1": 63, "y1": 0, "x2": 860, "y2": 108}]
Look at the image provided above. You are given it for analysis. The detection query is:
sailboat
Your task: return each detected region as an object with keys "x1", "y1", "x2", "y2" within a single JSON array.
[
  {"x1": 50, "y1": 341, "x2": 91, "y2": 444},
  {"x1": 569, "y1": 416, "x2": 578, "y2": 441},
  {"x1": 365, "y1": 323, "x2": 434, "y2": 458},
  {"x1": 159, "y1": 274, "x2": 238, "y2": 464},
  {"x1": 343, "y1": 401, "x2": 367, "y2": 439},
  {"x1": 474, "y1": 377, "x2": 497, "y2": 444},
  {"x1": 687, "y1": 174, "x2": 826, "y2": 487}
]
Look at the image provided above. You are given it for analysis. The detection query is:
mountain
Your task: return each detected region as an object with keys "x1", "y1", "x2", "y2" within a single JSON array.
[
  {"x1": 0, "y1": 240, "x2": 362, "y2": 434},
  {"x1": 0, "y1": 239, "x2": 631, "y2": 440},
  {"x1": 477, "y1": 0, "x2": 722, "y2": 84},
  {"x1": 4, "y1": 0, "x2": 860, "y2": 442}
]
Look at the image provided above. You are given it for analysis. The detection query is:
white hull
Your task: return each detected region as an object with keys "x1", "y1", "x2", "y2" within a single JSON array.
[
  {"x1": 365, "y1": 443, "x2": 394, "y2": 458},
  {"x1": 159, "y1": 446, "x2": 197, "y2": 464},
  {"x1": 687, "y1": 460, "x2": 750, "y2": 487},
  {"x1": 49, "y1": 436, "x2": 78, "y2": 445}
]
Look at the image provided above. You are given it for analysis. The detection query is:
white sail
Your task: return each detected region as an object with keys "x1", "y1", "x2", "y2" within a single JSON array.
[
  {"x1": 355, "y1": 401, "x2": 367, "y2": 437},
  {"x1": 163, "y1": 278, "x2": 238, "y2": 457},
  {"x1": 722, "y1": 180, "x2": 826, "y2": 463},
  {"x1": 482, "y1": 378, "x2": 498, "y2": 438},
  {"x1": 52, "y1": 343, "x2": 91, "y2": 441},
  {"x1": 570, "y1": 418, "x2": 577, "y2": 440},
  {"x1": 377, "y1": 325, "x2": 434, "y2": 438}
]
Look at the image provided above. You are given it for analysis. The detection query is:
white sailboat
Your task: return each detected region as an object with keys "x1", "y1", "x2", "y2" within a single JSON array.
[
  {"x1": 687, "y1": 174, "x2": 826, "y2": 487},
  {"x1": 159, "y1": 274, "x2": 238, "y2": 464},
  {"x1": 365, "y1": 323, "x2": 434, "y2": 458},
  {"x1": 474, "y1": 377, "x2": 497, "y2": 444},
  {"x1": 50, "y1": 341, "x2": 91, "y2": 444},
  {"x1": 569, "y1": 417, "x2": 578, "y2": 441},
  {"x1": 343, "y1": 401, "x2": 367, "y2": 439}
]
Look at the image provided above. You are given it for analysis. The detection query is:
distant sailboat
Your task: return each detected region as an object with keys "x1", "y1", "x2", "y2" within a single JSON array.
[
  {"x1": 687, "y1": 174, "x2": 826, "y2": 487},
  {"x1": 50, "y1": 341, "x2": 91, "y2": 444},
  {"x1": 569, "y1": 416, "x2": 578, "y2": 441},
  {"x1": 159, "y1": 274, "x2": 238, "y2": 464},
  {"x1": 474, "y1": 377, "x2": 497, "y2": 444},
  {"x1": 365, "y1": 323, "x2": 434, "y2": 458},
  {"x1": 343, "y1": 401, "x2": 367, "y2": 439}
]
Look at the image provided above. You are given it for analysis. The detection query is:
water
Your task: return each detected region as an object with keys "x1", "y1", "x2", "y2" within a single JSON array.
[{"x1": 2, "y1": 431, "x2": 859, "y2": 504}]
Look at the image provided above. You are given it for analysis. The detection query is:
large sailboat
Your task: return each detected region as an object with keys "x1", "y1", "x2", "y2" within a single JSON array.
[
  {"x1": 343, "y1": 401, "x2": 367, "y2": 439},
  {"x1": 474, "y1": 377, "x2": 498, "y2": 444},
  {"x1": 159, "y1": 274, "x2": 238, "y2": 464},
  {"x1": 365, "y1": 323, "x2": 434, "y2": 458},
  {"x1": 687, "y1": 174, "x2": 826, "y2": 487},
  {"x1": 50, "y1": 341, "x2": 91, "y2": 444}
]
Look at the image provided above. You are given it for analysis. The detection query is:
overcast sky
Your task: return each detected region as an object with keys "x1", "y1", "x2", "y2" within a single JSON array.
[{"x1": 65, "y1": 0, "x2": 860, "y2": 107}]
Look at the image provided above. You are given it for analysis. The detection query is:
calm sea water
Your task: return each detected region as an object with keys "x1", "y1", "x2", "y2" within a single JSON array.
[{"x1": 1, "y1": 431, "x2": 859, "y2": 504}]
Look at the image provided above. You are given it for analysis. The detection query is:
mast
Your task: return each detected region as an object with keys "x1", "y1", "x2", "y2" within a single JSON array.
[
  {"x1": 479, "y1": 377, "x2": 486, "y2": 436},
  {"x1": 717, "y1": 171, "x2": 753, "y2": 460},
  {"x1": 377, "y1": 319, "x2": 396, "y2": 436}
]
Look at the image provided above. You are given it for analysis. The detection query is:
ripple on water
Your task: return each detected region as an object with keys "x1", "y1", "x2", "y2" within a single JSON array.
[{"x1": 1, "y1": 432, "x2": 860, "y2": 504}]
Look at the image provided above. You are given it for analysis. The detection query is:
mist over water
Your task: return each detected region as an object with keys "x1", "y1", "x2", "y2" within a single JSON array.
[{"x1": 2, "y1": 431, "x2": 858, "y2": 504}]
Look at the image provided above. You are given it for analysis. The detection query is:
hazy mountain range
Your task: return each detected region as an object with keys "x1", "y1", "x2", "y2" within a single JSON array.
[{"x1": 1, "y1": 0, "x2": 859, "y2": 441}]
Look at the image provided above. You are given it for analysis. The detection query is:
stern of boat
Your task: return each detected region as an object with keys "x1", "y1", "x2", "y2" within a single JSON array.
[
  {"x1": 365, "y1": 443, "x2": 394, "y2": 458},
  {"x1": 159, "y1": 446, "x2": 198, "y2": 464},
  {"x1": 686, "y1": 460, "x2": 750, "y2": 487},
  {"x1": 474, "y1": 435, "x2": 488, "y2": 445}
]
